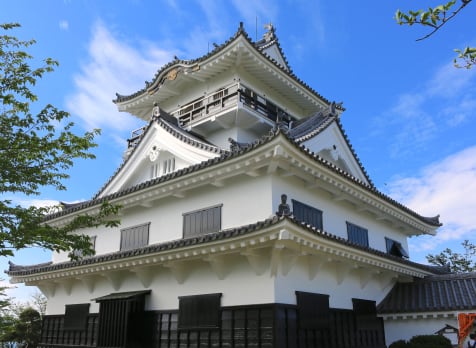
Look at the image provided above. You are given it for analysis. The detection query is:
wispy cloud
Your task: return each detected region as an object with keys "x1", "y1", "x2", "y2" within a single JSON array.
[
  {"x1": 59, "y1": 20, "x2": 69, "y2": 31},
  {"x1": 387, "y1": 145, "x2": 476, "y2": 255},
  {"x1": 65, "y1": 21, "x2": 175, "y2": 132},
  {"x1": 377, "y1": 63, "x2": 476, "y2": 158}
]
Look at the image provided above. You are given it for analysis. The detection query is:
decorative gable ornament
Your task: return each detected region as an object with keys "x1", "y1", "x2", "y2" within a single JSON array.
[{"x1": 148, "y1": 146, "x2": 160, "y2": 162}]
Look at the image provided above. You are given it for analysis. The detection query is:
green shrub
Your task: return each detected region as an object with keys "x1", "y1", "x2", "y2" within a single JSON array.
[
  {"x1": 389, "y1": 339, "x2": 410, "y2": 348},
  {"x1": 389, "y1": 335, "x2": 452, "y2": 348},
  {"x1": 408, "y1": 334, "x2": 452, "y2": 348}
]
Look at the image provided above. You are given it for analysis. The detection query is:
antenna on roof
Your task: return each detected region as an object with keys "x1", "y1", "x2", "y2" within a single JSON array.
[{"x1": 255, "y1": 16, "x2": 258, "y2": 41}]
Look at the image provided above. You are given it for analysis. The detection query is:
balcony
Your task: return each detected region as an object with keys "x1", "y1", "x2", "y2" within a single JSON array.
[
  {"x1": 172, "y1": 83, "x2": 294, "y2": 129},
  {"x1": 127, "y1": 83, "x2": 294, "y2": 149}
]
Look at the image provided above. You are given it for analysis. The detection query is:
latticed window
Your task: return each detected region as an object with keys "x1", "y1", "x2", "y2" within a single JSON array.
[
  {"x1": 64, "y1": 303, "x2": 90, "y2": 331},
  {"x1": 120, "y1": 223, "x2": 150, "y2": 251},
  {"x1": 346, "y1": 222, "x2": 369, "y2": 247},
  {"x1": 292, "y1": 199, "x2": 323, "y2": 230},
  {"x1": 178, "y1": 293, "x2": 222, "y2": 329},
  {"x1": 183, "y1": 205, "x2": 222, "y2": 238}
]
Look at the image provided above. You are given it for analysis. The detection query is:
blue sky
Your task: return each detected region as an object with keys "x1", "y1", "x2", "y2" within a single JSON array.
[{"x1": 1, "y1": 0, "x2": 475, "y2": 301}]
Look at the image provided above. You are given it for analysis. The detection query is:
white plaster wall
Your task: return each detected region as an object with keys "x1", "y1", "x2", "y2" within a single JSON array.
[
  {"x1": 53, "y1": 171, "x2": 408, "y2": 264},
  {"x1": 45, "y1": 254, "x2": 275, "y2": 314},
  {"x1": 274, "y1": 256, "x2": 395, "y2": 309},
  {"x1": 53, "y1": 175, "x2": 274, "y2": 262},
  {"x1": 302, "y1": 123, "x2": 369, "y2": 184},
  {"x1": 272, "y1": 175, "x2": 409, "y2": 255},
  {"x1": 384, "y1": 317, "x2": 460, "y2": 346}
]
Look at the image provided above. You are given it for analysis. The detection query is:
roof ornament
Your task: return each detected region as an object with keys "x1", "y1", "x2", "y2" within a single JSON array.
[
  {"x1": 263, "y1": 23, "x2": 276, "y2": 42},
  {"x1": 328, "y1": 101, "x2": 344, "y2": 116},
  {"x1": 276, "y1": 194, "x2": 292, "y2": 217},
  {"x1": 275, "y1": 110, "x2": 290, "y2": 134},
  {"x1": 152, "y1": 102, "x2": 160, "y2": 120},
  {"x1": 149, "y1": 145, "x2": 160, "y2": 162},
  {"x1": 228, "y1": 137, "x2": 250, "y2": 152}
]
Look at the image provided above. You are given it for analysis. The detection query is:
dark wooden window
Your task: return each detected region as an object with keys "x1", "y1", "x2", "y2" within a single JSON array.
[
  {"x1": 183, "y1": 205, "x2": 222, "y2": 238},
  {"x1": 346, "y1": 222, "x2": 369, "y2": 247},
  {"x1": 296, "y1": 291, "x2": 330, "y2": 329},
  {"x1": 120, "y1": 223, "x2": 150, "y2": 251},
  {"x1": 178, "y1": 293, "x2": 222, "y2": 329},
  {"x1": 64, "y1": 303, "x2": 90, "y2": 331},
  {"x1": 352, "y1": 298, "x2": 379, "y2": 330},
  {"x1": 385, "y1": 237, "x2": 409, "y2": 258},
  {"x1": 292, "y1": 200, "x2": 323, "y2": 230}
]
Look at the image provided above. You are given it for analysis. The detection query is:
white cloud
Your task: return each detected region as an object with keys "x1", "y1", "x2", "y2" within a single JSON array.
[
  {"x1": 231, "y1": 0, "x2": 278, "y2": 27},
  {"x1": 427, "y1": 62, "x2": 476, "y2": 98},
  {"x1": 387, "y1": 145, "x2": 476, "y2": 254},
  {"x1": 66, "y1": 21, "x2": 175, "y2": 132},
  {"x1": 59, "y1": 20, "x2": 69, "y2": 31},
  {"x1": 378, "y1": 62, "x2": 476, "y2": 157}
]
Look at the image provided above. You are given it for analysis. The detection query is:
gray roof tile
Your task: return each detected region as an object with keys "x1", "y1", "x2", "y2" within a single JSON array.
[
  {"x1": 378, "y1": 272, "x2": 476, "y2": 314},
  {"x1": 6, "y1": 216, "x2": 445, "y2": 278}
]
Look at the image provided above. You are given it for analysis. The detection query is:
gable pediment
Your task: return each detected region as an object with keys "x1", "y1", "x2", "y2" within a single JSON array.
[
  {"x1": 299, "y1": 121, "x2": 371, "y2": 185},
  {"x1": 97, "y1": 117, "x2": 222, "y2": 198}
]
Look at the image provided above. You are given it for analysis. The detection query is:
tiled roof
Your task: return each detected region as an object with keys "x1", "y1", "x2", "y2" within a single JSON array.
[
  {"x1": 288, "y1": 109, "x2": 374, "y2": 187},
  {"x1": 254, "y1": 23, "x2": 291, "y2": 72},
  {"x1": 43, "y1": 126, "x2": 441, "y2": 228},
  {"x1": 113, "y1": 22, "x2": 340, "y2": 111},
  {"x1": 378, "y1": 272, "x2": 476, "y2": 314},
  {"x1": 5, "y1": 216, "x2": 445, "y2": 278},
  {"x1": 93, "y1": 111, "x2": 225, "y2": 199}
]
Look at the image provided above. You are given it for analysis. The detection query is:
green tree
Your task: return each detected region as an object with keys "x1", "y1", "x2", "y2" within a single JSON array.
[
  {"x1": 426, "y1": 240, "x2": 476, "y2": 273},
  {"x1": 1, "y1": 307, "x2": 42, "y2": 348},
  {"x1": 0, "y1": 22, "x2": 120, "y2": 260},
  {"x1": 0, "y1": 283, "x2": 15, "y2": 348},
  {"x1": 395, "y1": 0, "x2": 475, "y2": 68}
]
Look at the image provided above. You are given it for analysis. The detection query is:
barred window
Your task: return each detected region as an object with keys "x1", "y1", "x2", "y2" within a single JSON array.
[
  {"x1": 64, "y1": 303, "x2": 90, "y2": 331},
  {"x1": 346, "y1": 222, "x2": 369, "y2": 247},
  {"x1": 183, "y1": 205, "x2": 222, "y2": 238},
  {"x1": 178, "y1": 293, "x2": 222, "y2": 329},
  {"x1": 292, "y1": 200, "x2": 323, "y2": 230},
  {"x1": 120, "y1": 223, "x2": 150, "y2": 251}
]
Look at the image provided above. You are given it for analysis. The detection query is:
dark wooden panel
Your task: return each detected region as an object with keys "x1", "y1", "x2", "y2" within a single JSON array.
[
  {"x1": 292, "y1": 200, "x2": 323, "y2": 230},
  {"x1": 64, "y1": 303, "x2": 90, "y2": 331},
  {"x1": 346, "y1": 222, "x2": 369, "y2": 247},
  {"x1": 178, "y1": 293, "x2": 222, "y2": 329},
  {"x1": 39, "y1": 300, "x2": 386, "y2": 348}
]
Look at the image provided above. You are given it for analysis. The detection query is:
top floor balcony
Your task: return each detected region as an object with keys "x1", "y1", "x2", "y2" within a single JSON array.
[
  {"x1": 171, "y1": 82, "x2": 295, "y2": 129},
  {"x1": 127, "y1": 83, "x2": 297, "y2": 149}
]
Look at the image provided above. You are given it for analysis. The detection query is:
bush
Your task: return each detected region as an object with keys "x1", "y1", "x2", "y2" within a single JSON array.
[
  {"x1": 389, "y1": 335, "x2": 452, "y2": 348},
  {"x1": 389, "y1": 339, "x2": 409, "y2": 348},
  {"x1": 409, "y1": 334, "x2": 452, "y2": 348}
]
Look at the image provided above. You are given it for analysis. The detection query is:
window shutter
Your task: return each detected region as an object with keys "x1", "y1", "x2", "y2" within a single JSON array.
[
  {"x1": 352, "y1": 299, "x2": 379, "y2": 330},
  {"x1": 178, "y1": 293, "x2": 222, "y2": 329},
  {"x1": 183, "y1": 205, "x2": 222, "y2": 238},
  {"x1": 120, "y1": 223, "x2": 150, "y2": 251},
  {"x1": 292, "y1": 200, "x2": 323, "y2": 230},
  {"x1": 64, "y1": 303, "x2": 90, "y2": 331},
  {"x1": 296, "y1": 291, "x2": 330, "y2": 329},
  {"x1": 346, "y1": 222, "x2": 369, "y2": 247}
]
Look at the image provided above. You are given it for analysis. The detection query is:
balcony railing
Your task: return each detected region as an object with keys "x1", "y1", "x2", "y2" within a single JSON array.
[
  {"x1": 171, "y1": 83, "x2": 293, "y2": 128},
  {"x1": 127, "y1": 83, "x2": 294, "y2": 149}
]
